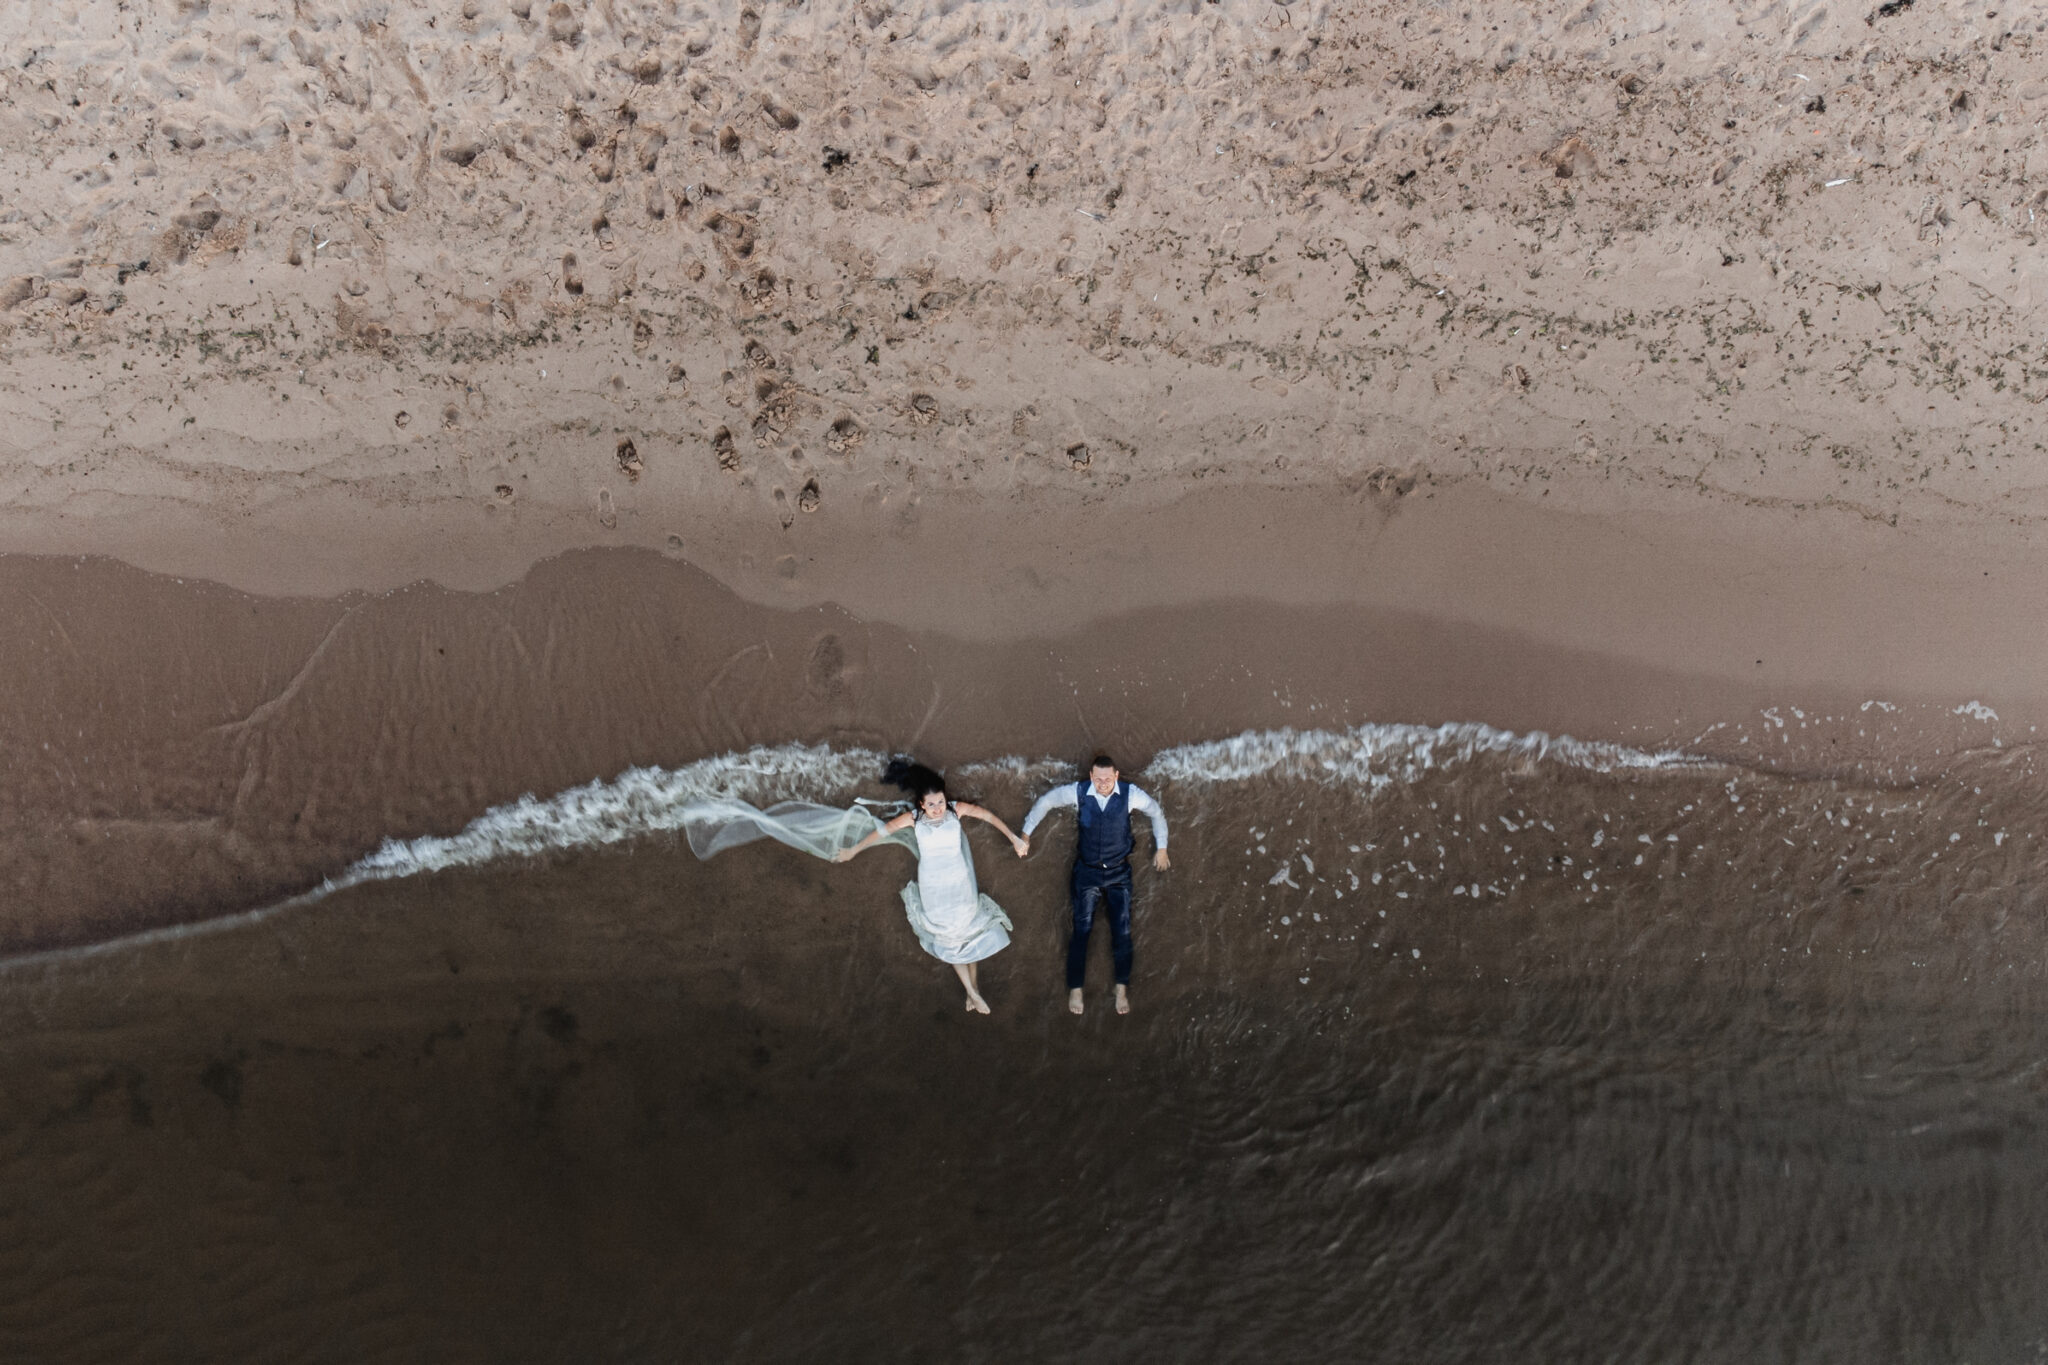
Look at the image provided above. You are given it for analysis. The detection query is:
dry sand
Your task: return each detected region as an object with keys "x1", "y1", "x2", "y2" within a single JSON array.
[{"x1": 0, "y1": 0, "x2": 2045, "y2": 941}]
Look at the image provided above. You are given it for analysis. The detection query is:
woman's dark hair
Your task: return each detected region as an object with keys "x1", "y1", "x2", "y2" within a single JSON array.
[{"x1": 882, "y1": 756, "x2": 947, "y2": 803}]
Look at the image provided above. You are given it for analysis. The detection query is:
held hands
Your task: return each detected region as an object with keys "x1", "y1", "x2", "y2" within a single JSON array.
[
  {"x1": 1012, "y1": 835, "x2": 1031, "y2": 858},
  {"x1": 1153, "y1": 849, "x2": 1171, "y2": 872}
]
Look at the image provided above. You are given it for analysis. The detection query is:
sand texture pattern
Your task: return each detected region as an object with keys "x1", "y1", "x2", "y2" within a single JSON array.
[{"x1": 0, "y1": 0, "x2": 2043, "y2": 595}]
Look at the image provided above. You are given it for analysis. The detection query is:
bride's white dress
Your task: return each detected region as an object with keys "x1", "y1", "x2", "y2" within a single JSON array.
[
  {"x1": 903, "y1": 810, "x2": 1012, "y2": 964},
  {"x1": 678, "y1": 796, "x2": 1011, "y2": 964}
]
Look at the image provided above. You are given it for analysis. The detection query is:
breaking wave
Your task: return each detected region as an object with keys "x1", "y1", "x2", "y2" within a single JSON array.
[{"x1": 333, "y1": 722, "x2": 1704, "y2": 890}]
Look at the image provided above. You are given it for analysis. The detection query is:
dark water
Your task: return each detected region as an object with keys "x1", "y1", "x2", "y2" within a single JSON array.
[{"x1": 3, "y1": 724, "x2": 2046, "y2": 1362}]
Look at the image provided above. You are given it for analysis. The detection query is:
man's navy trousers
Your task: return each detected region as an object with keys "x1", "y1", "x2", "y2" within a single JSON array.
[{"x1": 1067, "y1": 860, "x2": 1133, "y2": 989}]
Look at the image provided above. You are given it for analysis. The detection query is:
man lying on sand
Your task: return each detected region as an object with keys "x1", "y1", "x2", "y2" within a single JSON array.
[{"x1": 1020, "y1": 754, "x2": 1170, "y2": 1016}]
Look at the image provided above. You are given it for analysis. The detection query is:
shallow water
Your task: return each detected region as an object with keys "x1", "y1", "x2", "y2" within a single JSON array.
[{"x1": 3, "y1": 725, "x2": 2046, "y2": 1362}]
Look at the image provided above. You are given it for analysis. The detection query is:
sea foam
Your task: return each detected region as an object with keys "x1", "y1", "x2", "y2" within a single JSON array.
[
  {"x1": 333, "y1": 723, "x2": 1700, "y2": 890},
  {"x1": 1146, "y1": 721, "x2": 1702, "y2": 794},
  {"x1": 337, "y1": 743, "x2": 884, "y2": 891}
]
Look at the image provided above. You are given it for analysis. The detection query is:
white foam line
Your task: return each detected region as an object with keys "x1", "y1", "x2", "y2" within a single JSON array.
[
  {"x1": 0, "y1": 883, "x2": 338, "y2": 975},
  {"x1": 1145, "y1": 721, "x2": 1703, "y2": 793},
  {"x1": 952, "y1": 755, "x2": 1073, "y2": 786},
  {"x1": 0, "y1": 743, "x2": 890, "y2": 973},
  {"x1": 340, "y1": 742, "x2": 883, "y2": 889},
  {"x1": 352, "y1": 726, "x2": 1691, "y2": 893}
]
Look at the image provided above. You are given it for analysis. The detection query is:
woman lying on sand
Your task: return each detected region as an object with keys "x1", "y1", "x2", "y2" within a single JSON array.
[
  {"x1": 680, "y1": 757, "x2": 1027, "y2": 1013},
  {"x1": 833, "y1": 759, "x2": 1028, "y2": 1013}
]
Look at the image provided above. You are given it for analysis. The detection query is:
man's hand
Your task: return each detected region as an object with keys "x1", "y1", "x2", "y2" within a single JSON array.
[{"x1": 1153, "y1": 849, "x2": 1171, "y2": 872}]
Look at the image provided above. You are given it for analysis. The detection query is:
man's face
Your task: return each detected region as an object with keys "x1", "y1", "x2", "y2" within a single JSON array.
[{"x1": 1089, "y1": 766, "x2": 1119, "y2": 796}]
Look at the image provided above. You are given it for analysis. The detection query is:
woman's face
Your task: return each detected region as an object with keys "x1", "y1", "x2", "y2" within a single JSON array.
[{"x1": 920, "y1": 790, "x2": 948, "y2": 820}]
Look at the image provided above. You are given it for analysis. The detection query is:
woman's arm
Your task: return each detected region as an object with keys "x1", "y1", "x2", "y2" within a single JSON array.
[
  {"x1": 834, "y1": 811, "x2": 915, "y2": 862},
  {"x1": 956, "y1": 802, "x2": 1030, "y2": 857}
]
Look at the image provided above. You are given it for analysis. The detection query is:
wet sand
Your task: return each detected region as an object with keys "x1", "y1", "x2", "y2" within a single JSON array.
[
  {"x1": 4, "y1": 747, "x2": 2045, "y2": 1362},
  {"x1": 3, "y1": 517, "x2": 2036, "y2": 952}
]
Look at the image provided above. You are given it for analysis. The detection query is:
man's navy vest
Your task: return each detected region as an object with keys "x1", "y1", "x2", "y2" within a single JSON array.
[{"x1": 1074, "y1": 780, "x2": 1134, "y2": 869}]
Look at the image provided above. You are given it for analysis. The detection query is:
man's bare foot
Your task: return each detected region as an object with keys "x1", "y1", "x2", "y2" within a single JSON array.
[
  {"x1": 964, "y1": 992, "x2": 990, "y2": 1014},
  {"x1": 1114, "y1": 985, "x2": 1131, "y2": 1015},
  {"x1": 1068, "y1": 989, "x2": 1085, "y2": 1016}
]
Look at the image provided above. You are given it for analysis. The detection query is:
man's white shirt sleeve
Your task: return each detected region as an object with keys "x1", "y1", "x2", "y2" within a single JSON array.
[
  {"x1": 1127, "y1": 785, "x2": 1169, "y2": 850},
  {"x1": 1021, "y1": 784, "x2": 1078, "y2": 836}
]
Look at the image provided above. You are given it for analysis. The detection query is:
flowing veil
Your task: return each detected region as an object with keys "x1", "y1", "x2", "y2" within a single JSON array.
[{"x1": 678, "y1": 798, "x2": 915, "y2": 862}]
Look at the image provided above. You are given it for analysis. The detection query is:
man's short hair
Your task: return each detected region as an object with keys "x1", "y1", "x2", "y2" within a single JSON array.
[{"x1": 1087, "y1": 753, "x2": 1118, "y2": 773}]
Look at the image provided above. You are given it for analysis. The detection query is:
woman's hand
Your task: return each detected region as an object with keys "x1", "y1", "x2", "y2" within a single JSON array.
[{"x1": 833, "y1": 847, "x2": 857, "y2": 863}]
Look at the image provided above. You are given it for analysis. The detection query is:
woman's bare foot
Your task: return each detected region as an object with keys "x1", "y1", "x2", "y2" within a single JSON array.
[
  {"x1": 1114, "y1": 985, "x2": 1131, "y2": 1015},
  {"x1": 953, "y1": 962, "x2": 990, "y2": 1013},
  {"x1": 1068, "y1": 988, "x2": 1085, "y2": 1016}
]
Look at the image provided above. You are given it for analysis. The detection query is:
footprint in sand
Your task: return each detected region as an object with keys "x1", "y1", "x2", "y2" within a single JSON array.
[
  {"x1": 547, "y1": 3, "x2": 584, "y2": 45},
  {"x1": 805, "y1": 634, "x2": 846, "y2": 695},
  {"x1": 1363, "y1": 467, "x2": 1417, "y2": 498},
  {"x1": 825, "y1": 417, "x2": 865, "y2": 455},
  {"x1": 712, "y1": 426, "x2": 739, "y2": 471},
  {"x1": 597, "y1": 489, "x2": 618, "y2": 529},
  {"x1": 1538, "y1": 135, "x2": 1596, "y2": 179}
]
